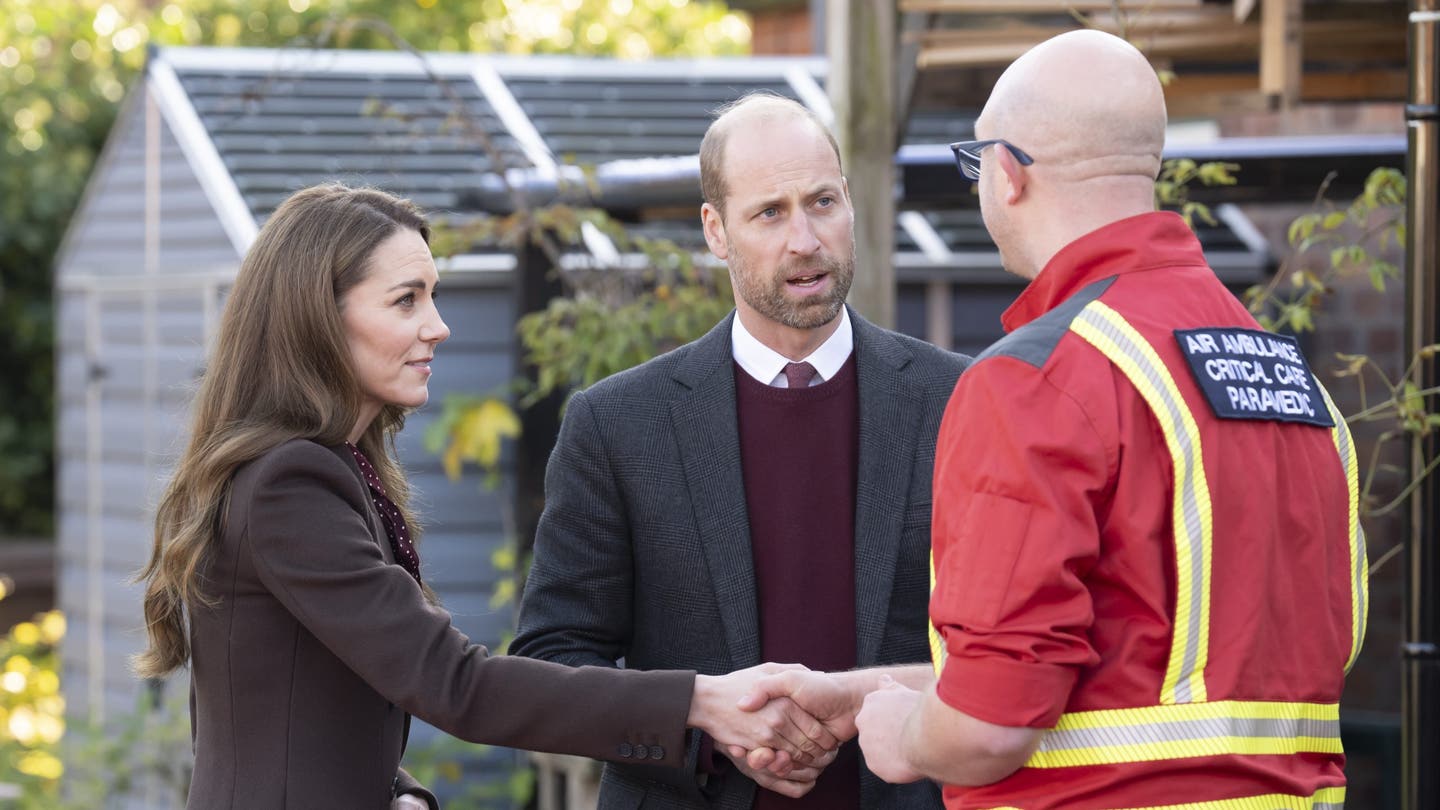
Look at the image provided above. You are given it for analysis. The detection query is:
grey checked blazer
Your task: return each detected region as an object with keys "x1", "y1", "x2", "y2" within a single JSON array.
[{"x1": 512, "y1": 308, "x2": 969, "y2": 810}]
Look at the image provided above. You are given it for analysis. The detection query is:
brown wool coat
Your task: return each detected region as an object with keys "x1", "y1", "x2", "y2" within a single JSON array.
[{"x1": 185, "y1": 439, "x2": 693, "y2": 809}]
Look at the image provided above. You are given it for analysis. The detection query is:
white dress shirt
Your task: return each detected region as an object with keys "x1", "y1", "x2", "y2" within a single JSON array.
[{"x1": 730, "y1": 307, "x2": 854, "y2": 388}]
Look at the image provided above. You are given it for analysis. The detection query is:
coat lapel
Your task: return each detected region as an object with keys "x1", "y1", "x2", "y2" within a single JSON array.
[
  {"x1": 670, "y1": 314, "x2": 760, "y2": 669},
  {"x1": 851, "y1": 310, "x2": 922, "y2": 666}
]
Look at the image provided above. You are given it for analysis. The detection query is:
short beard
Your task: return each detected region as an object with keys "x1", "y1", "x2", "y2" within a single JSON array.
[{"x1": 727, "y1": 242, "x2": 855, "y2": 331}]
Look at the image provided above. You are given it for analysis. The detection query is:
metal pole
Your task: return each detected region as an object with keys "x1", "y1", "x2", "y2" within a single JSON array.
[{"x1": 1403, "y1": 3, "x2": 1440, "y2": 808}]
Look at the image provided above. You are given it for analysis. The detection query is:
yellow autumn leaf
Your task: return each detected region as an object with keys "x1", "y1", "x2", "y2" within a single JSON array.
[
  {"x1": 442, "y1": 398, "x2": 521, "y2": 480},
  {"x1": 17, "y1": 750, "x2": 62, "y2": 780},
  {"x1": 443, "y1": 443, "x2": 464, "y2": 482}
]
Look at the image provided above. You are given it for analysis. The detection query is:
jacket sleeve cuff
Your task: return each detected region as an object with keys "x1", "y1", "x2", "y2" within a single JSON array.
[{"x1": 935, "y1": 653, "x2": 1077, "y2": 728}]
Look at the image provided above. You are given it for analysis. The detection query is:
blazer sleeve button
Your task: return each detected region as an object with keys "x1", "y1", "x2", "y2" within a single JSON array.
[
  {"x1": 649, "y1": 745, "x2": 665, "y2": 760},
  {"x1": 633, "y1": 744, "x2": 649, "y2": 760},
  {"x1": 618, "y1": 743, "x2": 633, "y2": 758}
]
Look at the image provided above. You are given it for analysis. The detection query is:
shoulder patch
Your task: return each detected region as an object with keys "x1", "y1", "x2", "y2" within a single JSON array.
[
  {"x1": 977, "y1": 276, "x2": 1117, "y2": 369},
  {"x1": 1174, "y1": 327, "x2": 1334, "y2": 427}
]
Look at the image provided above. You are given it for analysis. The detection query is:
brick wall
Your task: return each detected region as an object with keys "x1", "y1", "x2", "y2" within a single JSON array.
[
  {"x1": 1217, "y1": 102, "x2": 1405, "y2": 138},
  {"x1": 749, "y1": 7, "x2": 813, "y2": 55}
]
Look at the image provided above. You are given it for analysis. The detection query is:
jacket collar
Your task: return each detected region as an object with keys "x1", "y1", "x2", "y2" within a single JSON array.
[{"x1": 1002, "y1": 211, "x2": 1209, "y2": 332}]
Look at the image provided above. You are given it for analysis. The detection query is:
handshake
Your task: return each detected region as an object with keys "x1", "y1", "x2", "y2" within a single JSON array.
[{"x1": 684, "y1": 663, "x2": 932, "y2": 798}]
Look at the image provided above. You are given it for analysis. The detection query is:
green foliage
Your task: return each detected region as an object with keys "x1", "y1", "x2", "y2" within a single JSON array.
[
  {"x1": 426, "y1": 204, "x2": 733, "y2": 485},
  {"x1": 507, "y1": 209, "x2": 734, "y2": 408},
  {"x1": 1247, "y1": 168, "x2": 1406, "y2": 335},
  {"x1": 402, "y1": 736, "x2": 537, "y2": 809},
  {"x1": 1237, "y1": 167, "x2": 1424, "y2": 558},
  {"x1": 0, "y1": 0, "x2": 750, "y2": 539},
  {"x1": 0, "y1": 602, "x2": 192, "y2": 809},
  {"x1": 1154, "y1": 157, "x2": 1240, "y2": 229},
  {"x1": 0, "y1": 609, "x2": 65, "y2": 803},
  {"x1": 424, "y1": 393, "x2": 523, "y2": 488}
]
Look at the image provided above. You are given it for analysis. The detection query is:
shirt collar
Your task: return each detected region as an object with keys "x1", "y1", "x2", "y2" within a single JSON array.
[
  {"x1": 1002, "y1": 211, "x2": 1209, "y2": 332},
  {"x1": 731, "y1": 306, "x2": 854, "y2": 386}
]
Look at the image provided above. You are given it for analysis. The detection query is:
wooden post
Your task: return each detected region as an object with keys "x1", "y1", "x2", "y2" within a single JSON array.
[
  {"x1": 1260, "y1": 0, "x2": 1303, "y2": 108},
  {"x1": 827, "y1": 0, "x2": 896, "y2": 329}
]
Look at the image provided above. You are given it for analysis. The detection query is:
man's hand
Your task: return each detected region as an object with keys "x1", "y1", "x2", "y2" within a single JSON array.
[
  {"x1": 720, "y1": 744, "x2": 826, "y2": 799},
  {"x1": 855, "y1": 675, "x2": 925, "y2": 784},
  {"x1": 737, "y1": 668, "x2": 863, "y2": 742},
  {"x1": 391, "y1": 795, "x2": 429, "y2": 810},
  {"x1": 688, "y1": 663, "x2": 840, "y2": 766}
]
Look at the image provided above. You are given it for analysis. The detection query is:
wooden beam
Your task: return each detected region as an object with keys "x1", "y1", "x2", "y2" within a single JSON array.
[
  {"x1": 917, "y1": 16, "x2": 1403, "y2": 70},
  {"x1": 1260, "y1": 0, "x2": 1303, "y2": 108},
  {"x1": 1164, "y1": 68, "x2": 1409, "y2": 106},
  {"x1": 827, "y1": 0, "x2": 896, "y2": 328}
]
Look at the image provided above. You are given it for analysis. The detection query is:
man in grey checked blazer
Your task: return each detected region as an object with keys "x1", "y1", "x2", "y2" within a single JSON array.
[{"x1": 512, "y1": 94, "x2": 967, "y2": 809}]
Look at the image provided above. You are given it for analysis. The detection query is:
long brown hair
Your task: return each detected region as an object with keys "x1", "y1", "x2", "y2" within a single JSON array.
[{"x1": 135, "y1": 184, "x2": 431, "y2": 678}]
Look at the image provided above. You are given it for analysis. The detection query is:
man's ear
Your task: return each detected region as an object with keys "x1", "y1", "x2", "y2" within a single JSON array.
[
  {"x1": 701, "y1": 202, "x2": 729, "y2": 260},
  {"x1": 994, "y1": 146, "x2": 1027, "y2": 206}
]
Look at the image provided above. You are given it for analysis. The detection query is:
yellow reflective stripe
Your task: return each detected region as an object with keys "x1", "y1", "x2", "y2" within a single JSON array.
[
  {"x1": 1025, "y1": 700, "x2": 1341, "y2": 768},
  {"x1": 929, "y1": 550, "x2": 944, "y2": 677},
  {"x1": 986, "y1": 785, "x2": 1344, "y2": 810},
  {"x1": 1070, "y1": 301, "x2": 1213, "y2": 704},
  {"x1": 1317, "y1": 383, "x2": 1368, "y2": 673},
  {"x1": 1115, "y1": 785, "x2": 1346, "y2": 810}
]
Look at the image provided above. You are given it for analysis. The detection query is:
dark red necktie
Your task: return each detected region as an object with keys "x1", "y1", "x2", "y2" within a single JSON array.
[
  {"x1": 345, "y1": 443, "x2": 422, "y2": 584},
  {"x1": 783, "y1": 361, "x2": 818, "y2": 389}
]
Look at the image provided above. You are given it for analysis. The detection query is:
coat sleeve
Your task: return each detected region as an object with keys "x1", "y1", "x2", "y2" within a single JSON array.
[
  {"x1": 511, "y1": 389, "x2": 636, "y2": 667},
  {"x1": 240, "y1": 440, "x2": 693, "y2": 768},
  {"x1": 930, "y1": 357, "x2": 1110, "y2": 728}
]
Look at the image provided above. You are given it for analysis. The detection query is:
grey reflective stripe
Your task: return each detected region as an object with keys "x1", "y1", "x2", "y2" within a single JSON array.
[
  {"x1": 1035, "y1": 716, "x2": 1342, "y2": 755},
  {"x1": 1319, "y1": 385, "x2": 1369, "y2": 672},
  {"x1": 977, "y1": 276, "x2": 1117, "y2": 369},
  {"x1": 1074, "y1": 304, "x2": 1208, "y2": 703}
]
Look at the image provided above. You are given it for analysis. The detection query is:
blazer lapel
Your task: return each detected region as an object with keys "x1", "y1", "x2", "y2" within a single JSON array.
[
  {"x1": 851, "y1": 309, "x2": 922, "y2": 666},
  {"x1": 669, "y1": 313, "x2": 761, "y2": 669}
]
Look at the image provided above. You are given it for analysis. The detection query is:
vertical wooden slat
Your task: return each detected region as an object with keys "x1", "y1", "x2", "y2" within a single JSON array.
[
  {"x1": 1261, "y1": 0, "x2": 1303, "y2": 107},
  {"x1": 925, "y1": 280, "x2": 953, "y2": 351},
  {"x1": 828, "y1": 0, "x2": 897, "y2": 328}
]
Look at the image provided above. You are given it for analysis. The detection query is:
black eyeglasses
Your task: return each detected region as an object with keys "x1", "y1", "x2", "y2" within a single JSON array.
[{"x1": 948, "y1": 139, "x2": 1035, "y2": 181}]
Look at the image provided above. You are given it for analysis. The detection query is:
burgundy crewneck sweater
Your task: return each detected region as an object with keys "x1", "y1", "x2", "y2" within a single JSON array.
[{"x1": 734, "y1": 354, "x2": 860, "y2": 810}]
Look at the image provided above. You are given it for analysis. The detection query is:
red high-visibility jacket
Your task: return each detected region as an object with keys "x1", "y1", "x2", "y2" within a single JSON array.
[{"x1": 930, "y1": 212, "x2": 1367, "y2": 810}]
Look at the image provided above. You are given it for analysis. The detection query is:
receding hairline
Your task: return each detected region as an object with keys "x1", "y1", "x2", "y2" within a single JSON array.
[{"x1": 699, "y1": 92, "x2": 840, "y2": 219}]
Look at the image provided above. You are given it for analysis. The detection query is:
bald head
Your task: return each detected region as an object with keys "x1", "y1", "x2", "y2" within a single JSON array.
[
  {"x1": 700, "y1": 93, "x2": 839, "y2": 221},
  {"x1": 979, "y1": 30, "x2": 1166, "y2": 184}
]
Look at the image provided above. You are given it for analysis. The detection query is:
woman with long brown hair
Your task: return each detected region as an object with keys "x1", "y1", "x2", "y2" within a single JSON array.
[{"x1": 135, "y1": 184, "x2": 834, "y2": 809}]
